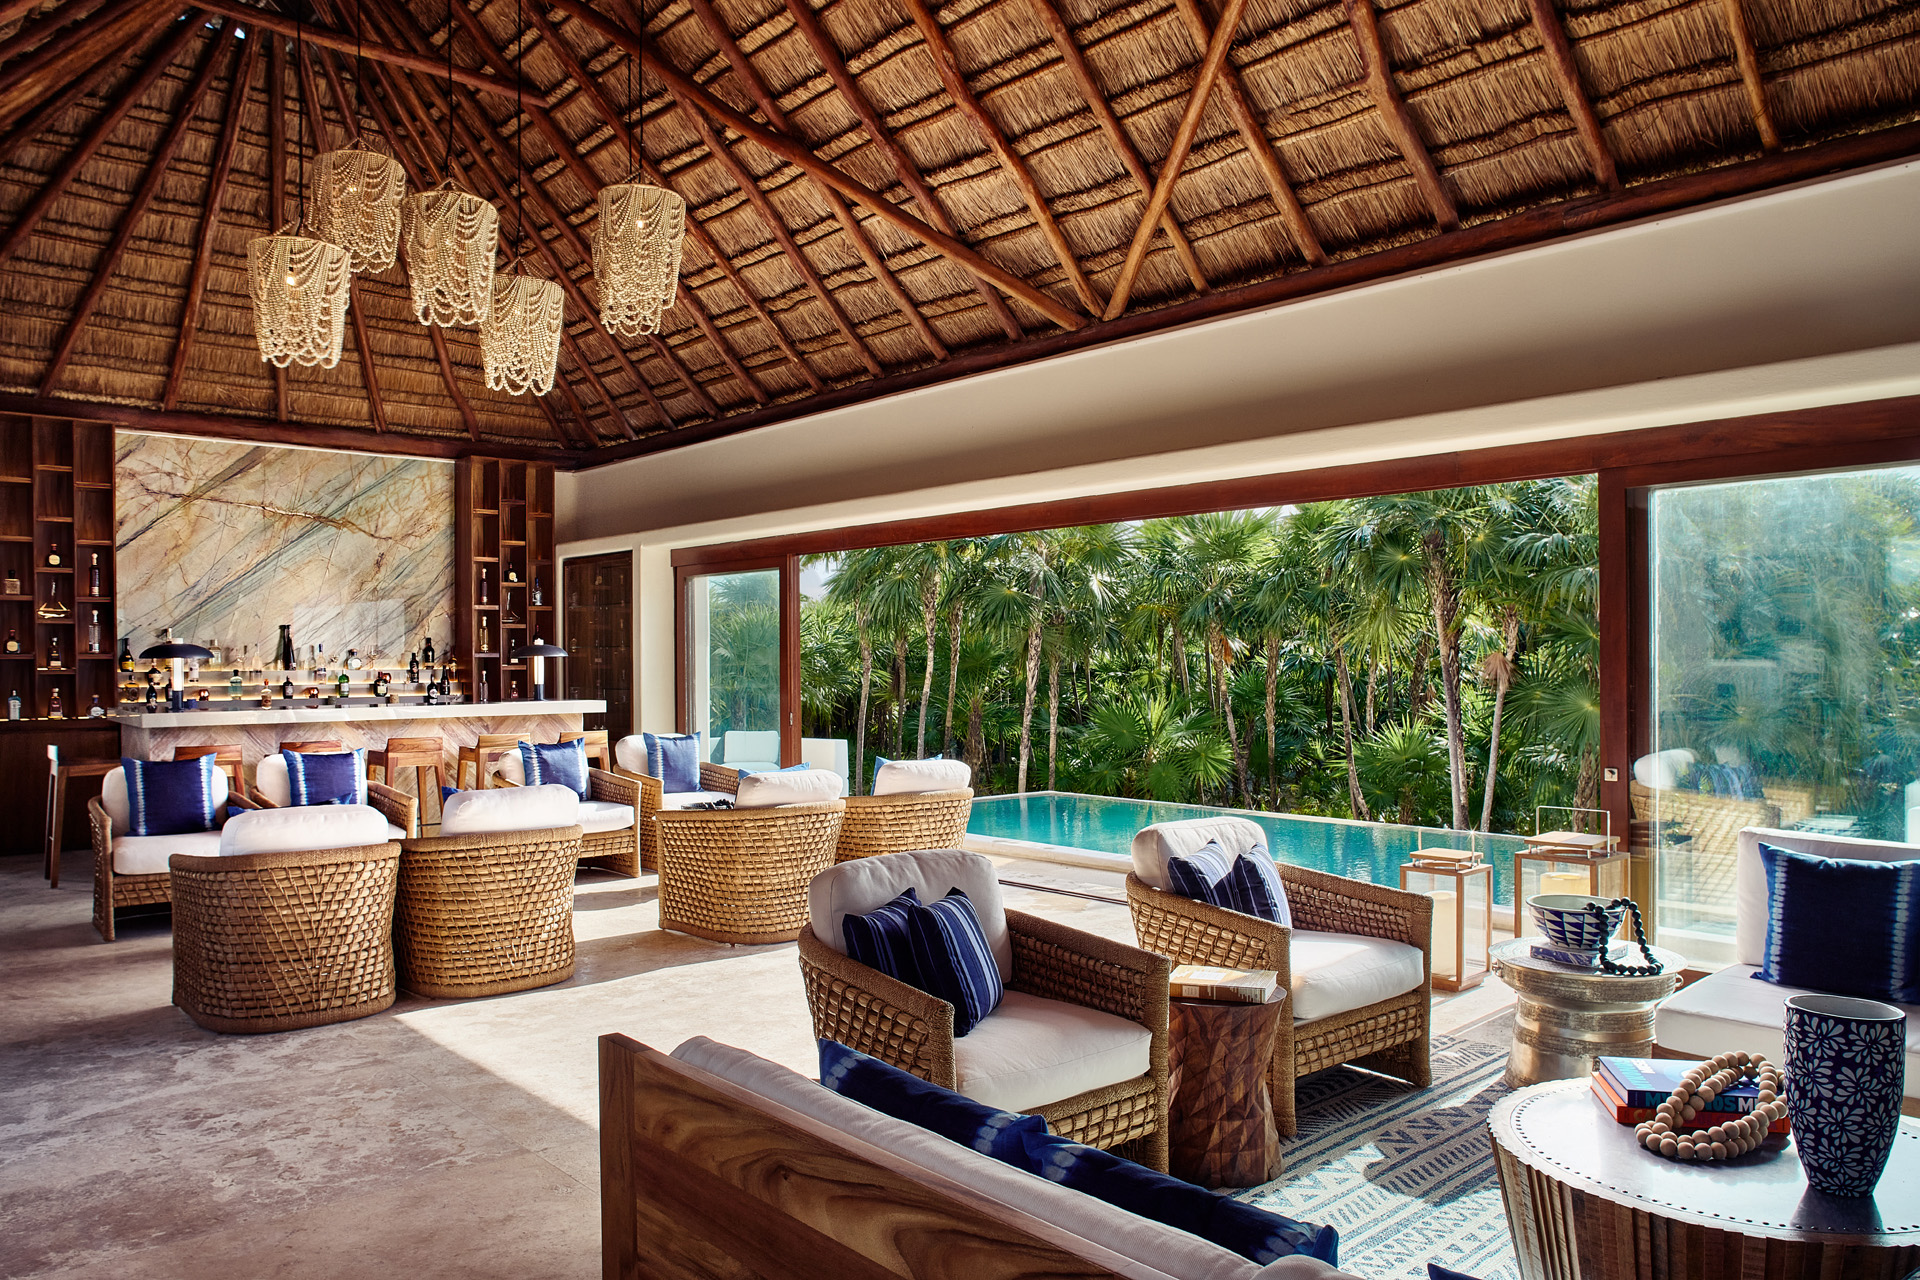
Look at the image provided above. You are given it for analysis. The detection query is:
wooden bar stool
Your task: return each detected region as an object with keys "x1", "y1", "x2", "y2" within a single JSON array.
[
  {"x1": 456, "y1": 732, "x2": 530, "y2": 790},
  {"x1": 558, "y1": 729, "x2": 609, "y2": 769},
  {"x1": 370, "y1": 736, "x2": 447, "y2": 824},
  {"x1": 173, "y1": 743, "x2": 244, "y2": 795},
  {"x1": 44, "y1": 744, "x2": 117, "y2": 888}
]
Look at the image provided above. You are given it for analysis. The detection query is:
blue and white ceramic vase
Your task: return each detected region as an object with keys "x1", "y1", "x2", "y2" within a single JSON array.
[{"x1": 1782, "y1": 993, "x2": 1907, "y2": 1197}]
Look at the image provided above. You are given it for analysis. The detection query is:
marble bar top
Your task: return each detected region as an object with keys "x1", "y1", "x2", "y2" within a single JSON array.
[{"x1": 106, "y1": 699, "x2": 606, "y2": 729}]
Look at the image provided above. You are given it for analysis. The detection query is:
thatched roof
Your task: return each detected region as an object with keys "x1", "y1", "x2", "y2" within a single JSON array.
[{"x1": 0, "y1": 0, "x2": 1913, "y2": 463}]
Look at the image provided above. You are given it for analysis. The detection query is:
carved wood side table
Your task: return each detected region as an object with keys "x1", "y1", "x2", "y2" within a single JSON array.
[
  {"x1": 1490, "y1": 1079, "x2": 1920, "y2": 1280},
  {"x1": 1491, "y1": 937, "x2": 1685, "y2": 1088},
  {"x1": 1167, "y1": 993, "x2": 1287, "y2": 1188}
]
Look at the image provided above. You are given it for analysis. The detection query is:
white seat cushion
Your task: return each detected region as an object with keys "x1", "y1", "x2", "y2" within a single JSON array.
[
  {"x1": 659, "y1": 789, "x2": 734, "y2": 810},
  {"x1": 736, "y1": 768, "x2": 845, "y2": 808},
  {"x1": 578, "y1": 799, "x2": 635, "y2": 834},
  {"x1": 1656, "y1": 965, "x2": 1920, "y2": 1101},
  {"x1": 873, "y1": 758, "x2": 973, "y2": 795},
  {"x1": 809, "y1": 848, "x2": 1012, "y2": 981},
  {"x1": 255, "y1": 753, "x2": 291, "y2": 806},
  {"x1": 219, "y1": 804, "x2": 393, "y2": 856},
  {"x1": 952, "y1": 990, "x2": 1153, "y2": 1114},
  {"x1": 386, "y1": 823, "x2": 407, "y2": 840},
  {"x1": 439, "y1": 784, "x2": 580, "y2": 835},
  {"x1": 112, "y1": 829, "x2": 224, "y2": 876},
  {"x1": 1290, "y1": 930, "x2": 1426, "y2": 1023},
  {"x1": 1131, "y1": 818, "x2": 1269, "y2": 892}
]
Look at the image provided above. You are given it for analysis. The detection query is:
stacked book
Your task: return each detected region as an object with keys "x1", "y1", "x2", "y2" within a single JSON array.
[
  {"x1": 1169, "y1": 965, "x2": 1285, "y2": 1005},
  {"x1": 1590, "y1": 1057, "x2": 1790, "y2": 1133}
]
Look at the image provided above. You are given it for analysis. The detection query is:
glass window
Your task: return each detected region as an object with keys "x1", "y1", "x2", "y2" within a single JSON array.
[
  {"x1": 1646, "y1": 465, "x2": 1920, "y2": 964},
  {"x1": 685, "y1": 568, "x2": 781, "y2": 768}
]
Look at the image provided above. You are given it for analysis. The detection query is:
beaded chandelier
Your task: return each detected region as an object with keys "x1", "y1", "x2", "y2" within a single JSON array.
[
  {"x1": 311, "y1": 141, "x2": 404, "y2": 273},
  {"x1": 595, "y1": 180, "x2": 685, "y2": 337},
  {"x1": 401, "y1": 181, "x2": 497, "y2": 327},
  {"x1": 480, "y1": 265, "x2": 563, "y2": 395},
  {"x1": 248, "y1": 230, "x2": 352, "y2": 368}
]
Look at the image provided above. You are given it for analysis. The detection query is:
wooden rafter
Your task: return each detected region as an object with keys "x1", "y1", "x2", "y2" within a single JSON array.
[
  {"x1": 679, "y1": 0, "x2": 948, "y2": 362},
  {"x1": 0, "y1": 0, "x2": 139, "y2": 100},
  {"x1": 1718, "y1": 0, "x2": 1780, "y2": 151},
  {"x1": 0, "y1": 0, "x2": 113, "y2": 68},
  {"x1": 0, "y1": 12, "x2": 204, "y2": 270},
  {"x1": 1101, "y1": 0, "x2": 1250, "y2": 320},
  {"x1": 164, "y1": 29, "x2": 256, "y2": 410},
  {"x1": 428, "y1": 326, "x2": 479, "y2": 439},
  {"x1": 40, "y1": 22, "x2": 236, "y2": 393},
  {"x1": 0, "y1": 10, "x2": 179, "y2": 163},
  {"x1": 779, "y1": 0, "x2": 1032, "y2": 339},
  {"x1": 1525, "y1": 0, "x2": 1618, "y2": 191},
  {"x1": 348, "y1": 281, "x2": 389, "y2": 434},
  {"x1": 1026, "y1": 0, "x2": 1207, "y2": 294},
  {"x1": 1345, "y1": 0, "x2": 1458, "y2": 232},
  {"x1": 1165, "y1": 0, "x2": 1325, "y2": 268}
]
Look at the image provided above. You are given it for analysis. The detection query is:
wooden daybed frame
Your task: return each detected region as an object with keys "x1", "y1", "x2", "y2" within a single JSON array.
[{"x1": 599, "y1": 1034, "x2": 1165, "y2": 1280}]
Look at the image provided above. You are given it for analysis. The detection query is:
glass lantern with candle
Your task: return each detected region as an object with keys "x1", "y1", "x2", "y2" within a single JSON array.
[
  {"x1": 1400, "y1": 835, "x2": 1493, "y2": 992},
  {"x1": 1514, "y1": 806, "x2": 1629, "y2": 939}
]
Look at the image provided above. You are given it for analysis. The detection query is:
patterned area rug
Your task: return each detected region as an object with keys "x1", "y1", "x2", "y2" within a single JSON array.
[{"x1": 1239, "y1": 1031, "x2": 1518, "y2": 1280}]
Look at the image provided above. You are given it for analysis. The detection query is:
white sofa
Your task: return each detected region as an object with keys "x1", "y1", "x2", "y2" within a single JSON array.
[{"x1": 1654, "y1": 826, "x2": 1920, "y2": 1111}]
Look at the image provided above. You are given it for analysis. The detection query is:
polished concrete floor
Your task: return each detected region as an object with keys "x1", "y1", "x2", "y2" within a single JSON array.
[{"x1": 0, "y1": 849, "x2": 1514, "y2": 1279}]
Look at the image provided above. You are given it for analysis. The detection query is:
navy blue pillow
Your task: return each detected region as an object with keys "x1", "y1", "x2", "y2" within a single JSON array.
[
  {"x1": 282, "y1": 748, "x2": 367, "y2": 806},
  {"x1": 818, "y1": 1038, "x2": 1045, "y2": 1162},
  {"x1": 1756, "y1": 842, "x2": 1920, "y2": 1003},
  {"x1": 843, "y1": 887, "x2": 923, "y2": 989},
  {"x1": 905, "y1": 888, "x2": 1004, "y2": 1037},
  {"x1": 640, "y1": 731, "x2": 702, "y2": 793},
  {"x1": 1429, "y1": 1265, "x2": 1483, "y2": 1280},
  {"x1": 520, "y1": 739, "x2": 589, "y2": 798},
  {"x1": 1167, "y1": 840, "x2": 1236, "y2": 906},
  {"x1": 121, "y1": 755, "x2": 221, "y2": 836},
  {"x1": 1216, "y1": 846, "x2": 1290, "y2": 924},
  {"x1": 1019, "y1": 1130, "x2": 1338, "y2": 1265}
]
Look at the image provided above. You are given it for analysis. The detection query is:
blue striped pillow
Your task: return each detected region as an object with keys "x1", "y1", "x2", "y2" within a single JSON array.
[
  {"x1": 122, "y1": 755, "x2": 221, "y2": 836},
  {"x1": 905, "y1": 888, "x2": 1003, "y2": 1036},
  {"x1": 520, "y1": 739, "x2": 589, "y2": 798},
  {"x1": 1166, "y1": 839, "x2": 1236, "y2": 906},
  {"x1": 282, "y1": 748, "x2": 367, "y2": 806},
  {"x1": 640, "y1": 732, "x2": 701, "y2": 793},
  {"x1": 1216, "y1": 844, "x2": 1290, "y2": 924},
  {"x1": 843, "y1": 888, "x2": 923, "y2": 989},
  {"x1": 819, "y1": 1038, "x2": 1044, "y2": 1162},
  {"x1": 1756, "y1": 842, "x2": 1920, "y2": 1004}
]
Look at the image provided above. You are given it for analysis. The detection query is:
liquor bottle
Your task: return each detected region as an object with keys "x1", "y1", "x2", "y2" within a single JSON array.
[
  {"x1": 87, "y1": 610, "x2": 100, "y2": 653},
  {"x1": 408, "y1": 651, "x2": 420, "y2": 684},
  {"x1": 478, "y1": 616, "x2": 489, "y2": 654},
  {"x1": 143, "y1": 680, "x2": 155, "y2": 710},
  {"x1": 145, "y1": 661, "x2": 162, "y2": 690},
  {"x1": 274, "y1": 624, "x2": 295, "y2": 672},
  {"x1": 314, "y1": 643, "x2": 327, "y2": 682},
  {"x1": 119, "y1": 638, "x2": 133, "y2": 672},
  {"x1": 445, "y1": 658, "x2": 458, "y2": 699},
  {"x1": 372, "y1": 670, "x2": 390, "y2": 698},
  {"x1": 531, "y1": 574, "x2": 542, "y2": 606},
  {"x1": 336, "y1": 669, "x2": 350, "y2": 702},
  {"x1": 509, "y1": 677, "x2": 520, "y2": 701},
  {"x1": 280, "y1": 674, "x2": 294, "y2": 701},
  {"x1": 506, "y1": 567, "x2": 518, "y2": 584},
  {"x1": 504, "y1": 598, "x2": 520, "y2": 625},
  {"x1": 47, "y1": 634, "x2": 61, "y2": 669},
  {"x1": 37, "y1": 579, "x2": 66, "y2": 618},
  {"x1": 478, "y1": 567, "x2": 490, "y2": 605},
  {"x1": 45, "y1": 542, "x2": 60, "y2": 567},
  {"x1": 6, "y1": 690, "x2": 18, "y2": 720},
  {"x1": 203, "y1": 638, "x2": 220, "y2": 666},
  {"x1": 228, "y1": 669, "x2": 243, "y2": 699},
  {"x1": 88, "y1": 553, "x2": 101, "y2": 597},
  {"x1": 3, "y1": 629, "x2": 17, "y2": 654},
  {"x1": 476, "y1": 669, "x2": 489, "y2": 703},
  {"x1": 47, "y1": 688, "x2": 61, "y2": 718},
  {"x1": 3, "y1": 569, "x2": 17, "y2": 595},
  {"x1": 422, "y1": 675, "x2": 436, "y2": 706},
  {"x1": 422, "y1": 636, "x2": 436, "y2": 666},
  {"x1": 345, "y1": 648, "x2": 362, "y2": 669},
  {"x1": 87, "y1": 694, "x2": 104, "y2": 718}
]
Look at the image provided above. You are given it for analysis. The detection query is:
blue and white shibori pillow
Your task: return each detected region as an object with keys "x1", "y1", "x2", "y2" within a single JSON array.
[
  {"x1": 282, "y1": 748, "x2": 368, "y2": 807},
  {"x1": 639, "y1": 731, "x2": 701, "y2": 794},
  {"x1": 818, "y1": 1038, "x2": 1043, "y2": 1162},
  {"x1": 122, "y1": 755, "x2": 222, "y2": 836},
  {"x1": 1755, "y1": 842, "x2": 1920, "y2": 1004},
  {"x1": 519, "y1": 739, "x2": 589, "y2": 798}
]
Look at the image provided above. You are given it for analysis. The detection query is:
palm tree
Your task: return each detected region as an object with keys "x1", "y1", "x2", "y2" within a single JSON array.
[{"x1": 1177, "y1": 511, "x2": 1271, "y2": 803}]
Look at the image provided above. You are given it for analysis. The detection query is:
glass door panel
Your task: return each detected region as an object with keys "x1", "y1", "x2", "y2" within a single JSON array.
[
  {"x1": 685, "y1": 567, "x2": 782, "y2": 769},
  {"x1": 563, "y1": 552, "x2": 631, "y2": 740}
]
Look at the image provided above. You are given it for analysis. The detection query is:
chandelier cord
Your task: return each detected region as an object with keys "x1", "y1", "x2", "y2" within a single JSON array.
[
  {"x1": 514, "y1": 0, "x2": 525, "y2": 265},
  {"x1": 353, "y1": 0, "x2": 363, "y2": 137}
]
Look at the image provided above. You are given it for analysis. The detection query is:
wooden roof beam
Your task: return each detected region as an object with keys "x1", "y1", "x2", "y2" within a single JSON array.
[
  {"x1": 1345, "y1": 0, "x2": 1458, "y2": 232},
  {"x1": 0, "y1": 11, "x2": 203, "y2": 270},
  {"x1": 0, "y1": 0, "x2": 142, "y2": 101},
  {"x1": 1166, "y1": 0, "x2": 1325, "y2": 267},
  {"x1": 0, "y1": 11, "x2": 179, "y2": 163},
  {"x1": 164, "y1": 31, "x2": 256, "y2": 409},
  {"x1": 1524, "y1": 0, "x2": 1618, "y2": 191},
  {"x1": 0, "y1": 0, "x2": 113, "y2": 68},
  {"x1": 899, "y1": 0, "x2": 1102, "y2": 315},
  {"x1": 678, "y1": 0, "x2": 948, "y2": 363},
  {"x1": 778, "y1": 0, "x2": 1031, "y2": 339},
  {"x1": 1101, "y1": 0, "x2": 1248, "y2": 320},
  {"x1": 40, "y1": 22, "x2": 237, "y2": 394},
  {"x1": 192, "y1": 0, "x2": 521, "y2": 97},
  {"x1": 428, "y1": 325, "x2": 480, "y2": 439},
  {"x1": 1026, "y1": 0, "x2": 1207, "y2": 294},
  {"x1": 348, "y1": 282, "x2": 390, "y2": 434},
  {"x1": 1718, "y1": 0, "x2": 1780, "y2": 151}
]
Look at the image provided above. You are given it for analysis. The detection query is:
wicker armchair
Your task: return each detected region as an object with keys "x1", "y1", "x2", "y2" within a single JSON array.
[
  {"x1": 482, "y1": 744, "x2": 645, "y2": 879},
  {"x1": 89, "y1": 773, "x2": 257, "y2": 942},
  {"x1": 654, "y1": 797, "x2": 844, "y2": 944},
  {"x1": 170, "y1": 838, "x2": 401, "y2": 1033},
  {"x1": 615, "y1": 758, "x2": 741, "y2": 872},
  {"x1": 248, "y1": 753, "x2": 419, "y2": 839},
  {"x1": 800, "y1": 850, "x2": 1170, "y2": 1170},
  {"x1": 834, "y1": 788, "x2": 974, "y2": 862},
  {"x1": 394, "y1": 788, "x2": 585, "y2": 997},
  {"x1": 1128, "y1": 858, "x2": 1431, "y2": 1137}
]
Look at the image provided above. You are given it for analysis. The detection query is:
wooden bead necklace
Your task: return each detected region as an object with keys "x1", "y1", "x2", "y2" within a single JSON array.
[{"x1": 1634, "y1": 1052, "x2": 1788, "y2": 1161}]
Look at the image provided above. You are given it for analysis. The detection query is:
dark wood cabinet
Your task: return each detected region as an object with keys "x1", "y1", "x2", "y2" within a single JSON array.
[
  {"x1": 563, "y1": 551, "x2": 631, "y2": 740},
  {"x1": 455, "y1": 457, "x2": 555, "y2": 703}
]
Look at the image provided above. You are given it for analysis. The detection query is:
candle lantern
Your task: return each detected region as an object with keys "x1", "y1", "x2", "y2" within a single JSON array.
[
  {"x1": 140, "y1": 630, "x2": 214, "y2": 713},
  {"x1": 1515, "y1": 806, "x2": 1628, "y2": 939},
  {"x1": 1400, "y1": 835, "x2": 1493, "y2": 992},
  {"x1": 510, "y1": 638, "x2": 566, "y2": 701}
]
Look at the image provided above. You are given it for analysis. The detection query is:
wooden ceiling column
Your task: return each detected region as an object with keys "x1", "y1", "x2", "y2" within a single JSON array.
[
  {"x1": 1525, "y1": 0, "x2": 1618, "y2": 191},
  {"x1": 1717, "y1": 0, "x2": 1781, "y2": 150},
  {"x1": 1344, "y1": 0, "x2": 1459, "y2": 232}
]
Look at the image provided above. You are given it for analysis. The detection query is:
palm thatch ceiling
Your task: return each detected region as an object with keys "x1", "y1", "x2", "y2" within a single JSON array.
[{"x1": 0, "y1": 0, "x2": 1914, "y2": 464}]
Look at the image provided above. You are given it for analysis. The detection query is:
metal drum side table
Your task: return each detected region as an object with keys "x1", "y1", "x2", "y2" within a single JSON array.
[
  {"x1": 1490, "y1": 1079, "x2": 1920, "y2": 1280},
  {"x1": 1491, "y1": 938, "x2": 1685, "y2": 1088}
]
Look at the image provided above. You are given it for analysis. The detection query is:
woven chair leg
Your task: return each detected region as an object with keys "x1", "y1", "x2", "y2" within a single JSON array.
[
  {"x1": 1354, "y1": 1035, "x2": 1430, "y2": 1088},
  {"x1": 1272, "y1": 1012, "x2": 1298, "y2": 1138}
]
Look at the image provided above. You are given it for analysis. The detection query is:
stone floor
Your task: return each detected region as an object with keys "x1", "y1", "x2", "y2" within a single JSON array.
[{"x1": 0, "y1": 849, "x2": 1515, "y2": 1279}]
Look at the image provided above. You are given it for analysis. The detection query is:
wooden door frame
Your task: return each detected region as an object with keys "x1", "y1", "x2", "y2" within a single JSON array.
[
  {"x1": 561, "y1": 549, "x2": 633, "y2": 741},
  {"x1": 672, "y1": 553, "x2": 800, "y2": 767}
]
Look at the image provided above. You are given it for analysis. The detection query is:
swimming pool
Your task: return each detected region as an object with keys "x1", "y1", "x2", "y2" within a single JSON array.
[{"x1": 967, "y1": 791, "x2": 1525, "y2": 901}]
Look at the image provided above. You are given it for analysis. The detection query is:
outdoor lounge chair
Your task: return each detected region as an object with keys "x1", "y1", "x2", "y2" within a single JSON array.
[
  {"x1": 489, "y1": 743, "x2": 644, "y2": 878},
  {"x1": 835, "y1": 758, "x2": 974, "y2": 862},
  {"x1": 89, "y1": 762, "x2": 249, "y2": 942},
  {"x1": 652, "y1": 769, "x2": 846, "y2": 944},
  {"x1": 250, "y1": 750, "x2": 419, "y2": 839},
  {"x1": 611, "y1": 734, "x2": 741, "y2": 871}
]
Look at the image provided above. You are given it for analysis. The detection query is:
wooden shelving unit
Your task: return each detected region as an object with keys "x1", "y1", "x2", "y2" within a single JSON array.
[
  {"x1": 455, "y1": 457, "x2": 555, "y2": 704},
  {"x1": 0, "y1": 416, "x2": 117, "y2": 721}
]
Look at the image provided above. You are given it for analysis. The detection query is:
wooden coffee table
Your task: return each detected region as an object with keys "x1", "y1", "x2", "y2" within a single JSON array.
[
  {"x1": 1167, "y1": 993, "x2": 1287, "y2": 1188},
  {"x1": 1489, "y1": 1078, "x2": 1920, "y2": 1280}
]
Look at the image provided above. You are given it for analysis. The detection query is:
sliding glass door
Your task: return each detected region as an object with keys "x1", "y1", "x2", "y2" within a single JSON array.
[{"x1": 680, "y1": 560, "x2": 796, "y2": 771}]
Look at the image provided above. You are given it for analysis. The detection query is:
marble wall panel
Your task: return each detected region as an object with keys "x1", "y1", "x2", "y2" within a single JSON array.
[{"x1": 115, "y1": 434, "x2": 454, "y2": 667}]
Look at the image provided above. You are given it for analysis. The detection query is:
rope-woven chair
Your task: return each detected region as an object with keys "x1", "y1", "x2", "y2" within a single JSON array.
[
  {"x1": 1629, "y1": 780, "x2": 1783, "y2": 915},
  {"x1": 482, "y1": 743, "x2": 644, "y2": 879},
  {"x1": 654, "y1": 798, "x2": 844, "y2": 944},
  {"x1": 800, "y1": 896, "x2": 1171, "y2": 1170},
  {"x1": 834, "y1": 788, "x2": 973, "y2": 862},
  {"x1": 394, "y1": 823, "x2": 584, "y2": 998},
  {"x1": 247, "y1": 756, "x2": 420, "y2": 840},
  {"x1": 89, "y1": 782, "x2": 258, "y2": 942},
  {"x1": 170, "y1": 840, "x2": 401, "y2": 1033},
  {"x1": 615, "y1": 759, "x2": 742, "y2": 873},
  {"x1": 1127, "y1": 862, "x2": 1432, "y2": 1137}
]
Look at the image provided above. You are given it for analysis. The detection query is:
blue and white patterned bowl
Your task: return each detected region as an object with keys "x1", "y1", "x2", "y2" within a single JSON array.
[{"x1": 1527, "y1": 894, "x2": 1624, "y2": 952}]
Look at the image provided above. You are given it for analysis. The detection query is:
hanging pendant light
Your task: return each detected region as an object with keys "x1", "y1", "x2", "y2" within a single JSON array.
[
  {"x1": 249, "y1": 20, "x2": 350, "y2": 368},
  {"x1": 312, "y1": 141, "x2": 405, "y2": 273},
  {"x1": 481, "y1": 262, "x2": 564, "y2": 395},
  {"x1": 594, "y1": 32, "x2": 683, "y2": 337},
  {"x1": 401, "y1": 181, "x2": 497, "y2": 325}
]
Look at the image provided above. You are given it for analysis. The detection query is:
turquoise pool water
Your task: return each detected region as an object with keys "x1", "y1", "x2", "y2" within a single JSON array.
[{"x1": 968, "y1": 792, "x2": 1524, "y2": 901}]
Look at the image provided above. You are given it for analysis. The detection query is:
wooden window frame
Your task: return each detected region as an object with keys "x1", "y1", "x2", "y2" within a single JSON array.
[{"x1": 673, "y1": 552, "x2": 801, "y2": 767}]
